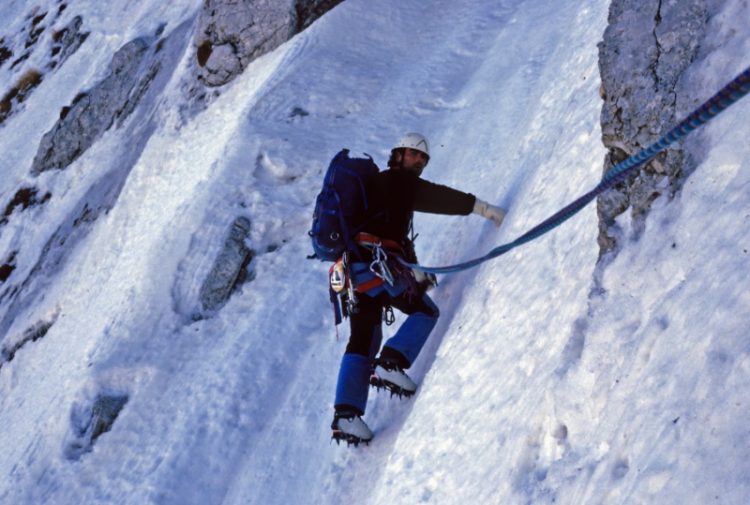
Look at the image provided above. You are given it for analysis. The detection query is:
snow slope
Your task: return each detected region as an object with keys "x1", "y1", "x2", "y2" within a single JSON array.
[{"x1": 1, "y1": 0, "x2": 749, "y2": 504}]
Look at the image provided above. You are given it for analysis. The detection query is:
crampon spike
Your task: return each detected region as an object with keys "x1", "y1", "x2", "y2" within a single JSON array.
[
  {"x1": 370, "y1": 374, "x2": 414, "y2": 399},
  {"x1": 331, "y1": 430, "x2": 370, "y2": 447}
]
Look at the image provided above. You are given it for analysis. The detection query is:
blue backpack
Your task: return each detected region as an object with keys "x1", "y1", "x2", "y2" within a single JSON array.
[{"x1": 309, "y1": 149, "x2": 380, "y2": 262}]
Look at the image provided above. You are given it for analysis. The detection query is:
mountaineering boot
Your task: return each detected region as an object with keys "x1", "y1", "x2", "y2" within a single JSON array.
[
  {"x1": 331, "y1": 410, "x2": 373, "y2": 446},
  {"x1": 370, "y1": 358, "x2": 417, "y2": 398}
]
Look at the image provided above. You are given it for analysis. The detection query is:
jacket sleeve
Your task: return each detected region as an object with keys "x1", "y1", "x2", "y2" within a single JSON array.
[{"x1": 413, "y1": 178, "x2": 476, "y2": 215}]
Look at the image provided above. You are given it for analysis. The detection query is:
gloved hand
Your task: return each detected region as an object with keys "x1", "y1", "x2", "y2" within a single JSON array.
[
  {"x1": 473, "y1": 198, "x2": 506, "y2": 227},
  {"x1": 413, "y1": 269, "x2": 438, "y2": 292}
]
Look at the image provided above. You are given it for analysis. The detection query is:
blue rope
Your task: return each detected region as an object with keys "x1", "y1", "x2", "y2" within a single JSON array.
[{"x1": 410, "y1": 65, "x2": 750, "y2": 275}]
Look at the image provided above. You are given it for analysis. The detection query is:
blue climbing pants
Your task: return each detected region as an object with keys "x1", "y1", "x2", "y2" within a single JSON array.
[{"x1": 334, "y1": 290, "x2": 439, "y2": 415}]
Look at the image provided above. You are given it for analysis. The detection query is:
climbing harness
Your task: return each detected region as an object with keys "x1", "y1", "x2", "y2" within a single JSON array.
[
  {"x1": 405, "y1": 64, "x2": 750, "y2": 275},
  {"x1": 328, "y1": 233, "x2": 411, "y2": 325}
]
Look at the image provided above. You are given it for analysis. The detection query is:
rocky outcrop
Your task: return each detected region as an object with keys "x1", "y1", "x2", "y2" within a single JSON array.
[
  {"x1": 0, "y1": 313, "x2": 57, "y2": 371},
  {"x1": 0, "y1": 252, "x2": 17, "y2": 283},
  {"x1": 171, "y1": 214, "x2": 266, "y2": 321},
  {"x1": 1, "y1": 187, "x2": 51, "y2": 226},
  {"x1": 294, "y1": 0, "x2": 345, "y2": 31},
  {"x1": 30, "y1": 38, "x2": 152, "y2": 174},
  {"x1": 0, "y1": 69, "x2": 43, "y2": 126},
  {"x1": 0, "y1": 5, "x2": 88, "y2": 126},
  {"x1": 0, "y1": 42, "x2": 12, "y2": 68},
  {"x1": 0, "y1": 21, "x2": 195, "y2": 344},
  {"x1": 66, "y1": 393, "x2": 129, "y2": 461},
  {"x1": 199, "y1": 216, "x2": 255, "y2": 313},
  {"x1": 597, "y1": 0, "x2": 708, "y2": 255},
  {"x1": 195, "y1": 0, "x2": 344, "y2": 87},
  {"x1": 48, "y1": 15, "x2": 89, "y2": 71}
]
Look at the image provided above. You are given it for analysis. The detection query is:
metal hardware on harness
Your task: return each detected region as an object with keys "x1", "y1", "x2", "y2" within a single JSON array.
[
  {"x1": 330, "y1": 261, "x2": 346, "y2": 293},
  {"x1": 342, "y1": 252, "x2": 359, "y2": 314},
  {"x1": 384, "y1": 305, "x2": 395, "y2": 326},
  {"x1": 369, "y1": 243, "x2": 395, "y2": 286}
]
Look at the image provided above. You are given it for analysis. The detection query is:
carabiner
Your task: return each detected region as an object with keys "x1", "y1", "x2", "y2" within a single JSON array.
[{"x1": 369, "y1": 244, "x2": 394, "y2": 286}]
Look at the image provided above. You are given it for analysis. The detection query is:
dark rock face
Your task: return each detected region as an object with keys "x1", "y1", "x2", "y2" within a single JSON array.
[
  {"x1": 1, "y1": 187, "x2": 51, "y2": 226},
  {"x1": 195, "y1": 0, "x2": 344, "y2": 87},
  {"x1": 0, "y1": 44, "x2": 12, "y2": 68},
  {"x1": 597, "y1": 0, "x2": 708, "y2": 255},
  {"x1": 294, "y1": 0, "x2": 345, "y2": 31}
]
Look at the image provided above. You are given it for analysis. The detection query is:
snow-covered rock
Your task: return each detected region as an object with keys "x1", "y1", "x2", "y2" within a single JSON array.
[
  {"x1": 195, "y1": 0, "x2": 344, "y2": 86},
  {"x1": 597, "y1": 0, "x2": 708, "y2": 254}
]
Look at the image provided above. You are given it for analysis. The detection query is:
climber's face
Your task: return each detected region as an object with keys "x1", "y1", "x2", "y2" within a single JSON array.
[{"x1": 400, "y1": 148, "x2": 429, "y2": 175}]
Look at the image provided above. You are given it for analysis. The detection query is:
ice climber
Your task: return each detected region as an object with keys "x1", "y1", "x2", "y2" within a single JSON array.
[{"x1": 329, "y1": 133, "x2": 507, "y2": 445}]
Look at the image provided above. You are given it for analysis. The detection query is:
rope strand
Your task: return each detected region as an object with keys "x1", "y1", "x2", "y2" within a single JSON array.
[{"x1": 408, "y1": 65, "x2": 750, "y2": 275}]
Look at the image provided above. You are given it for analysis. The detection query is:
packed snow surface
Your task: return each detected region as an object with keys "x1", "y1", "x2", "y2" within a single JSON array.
[{"x1": 0, "y1": 0, "x2": 748, "y2": 504}]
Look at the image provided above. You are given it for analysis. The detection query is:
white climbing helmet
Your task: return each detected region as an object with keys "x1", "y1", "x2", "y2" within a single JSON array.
[{"x1": 393, "y1": 132, "x2": 430, "y2": 158}]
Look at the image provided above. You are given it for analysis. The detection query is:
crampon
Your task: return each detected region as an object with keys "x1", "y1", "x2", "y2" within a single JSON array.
[
  {"x1": 369, "y1": 373, "x2": 415, "y2": 399},
  {"x1": 331, "y1": 412, "x2": 373, "y2": 446}
]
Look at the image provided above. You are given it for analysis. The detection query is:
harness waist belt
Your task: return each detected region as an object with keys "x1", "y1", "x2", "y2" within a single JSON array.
[{"x1": 355, "y1": 232, "x2": 403, "y2": 252}]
